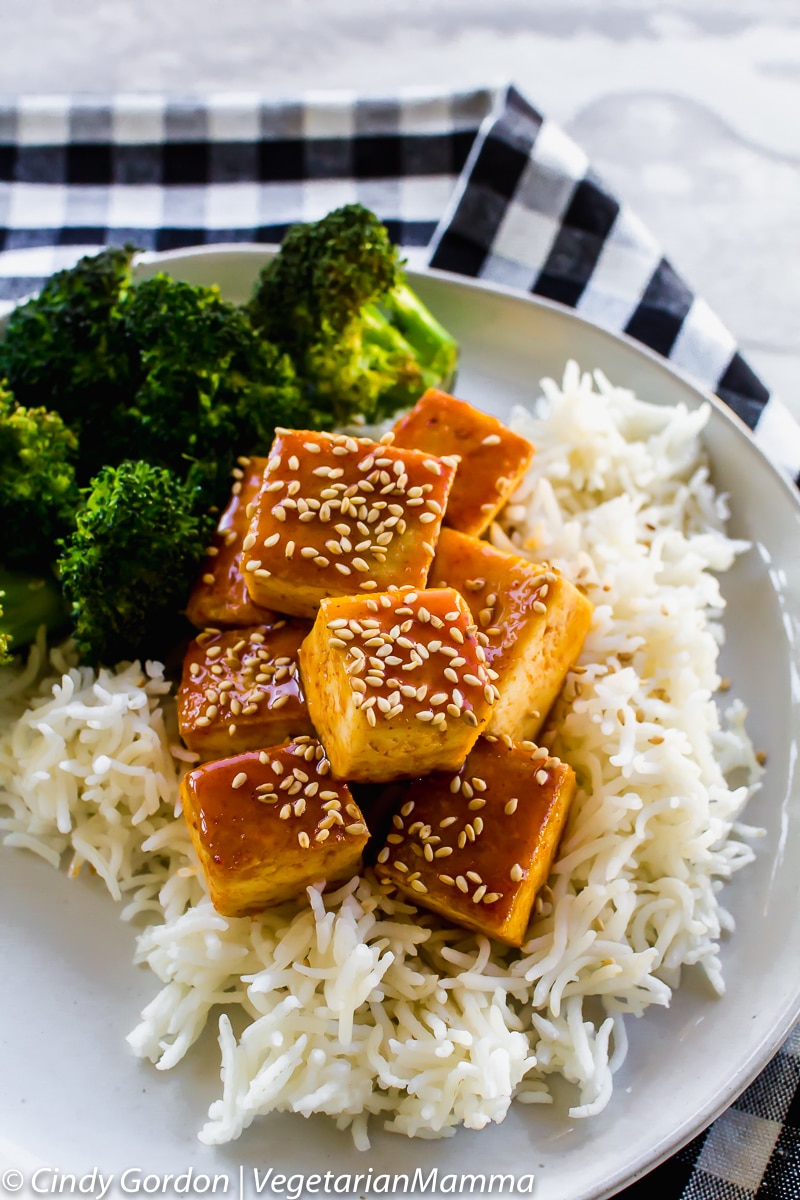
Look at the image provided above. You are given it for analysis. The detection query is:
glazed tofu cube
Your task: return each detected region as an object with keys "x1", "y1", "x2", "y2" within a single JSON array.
[
  {"x1": 298, "y1": 587, "x2": 495, "y2": 784},
  {"x1": 392, "y1": 389, "x2": 534, "y2": 536},
  {"x1": 430, "y1": 528, "x2": 592, "y2": 741},
  {"x1": 374, "y1": 737, "x2": 575, "y2": 946},
  {"x1": 185, "y1": 456, "x2": 277, "y2": 629},
  {"x1": 240, "y1": 429, "x2": 457, "y2": 618},
  {"x1": 181, "y1": 739, "x2": 369, "y2": 917},
  {"x1": 177, "y1": 623, "x2": 315, "y2": 758}
]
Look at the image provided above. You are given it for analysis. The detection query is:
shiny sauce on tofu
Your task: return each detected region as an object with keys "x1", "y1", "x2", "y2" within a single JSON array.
[{"x1": 178, "y1": 399, "x2": 589, "y2": 938}]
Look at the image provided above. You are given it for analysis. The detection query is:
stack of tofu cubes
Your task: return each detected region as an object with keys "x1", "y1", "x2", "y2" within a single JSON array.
[{"x1": 178, "y1": 389, "x2": 592, "y2": 946}]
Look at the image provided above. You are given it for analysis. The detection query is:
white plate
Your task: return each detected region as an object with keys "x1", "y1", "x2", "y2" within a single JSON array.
[{"x1": 2, "y1": 248, "x2": 800, "y2": 1200}]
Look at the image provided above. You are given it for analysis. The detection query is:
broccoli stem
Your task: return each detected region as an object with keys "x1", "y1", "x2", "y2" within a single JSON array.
[
  {"x1": 379, "y1": 283, "x2": 459, "y2": 388},
  {"x1": 0, "y1": 569, "x2": 69, "y2": 658}
]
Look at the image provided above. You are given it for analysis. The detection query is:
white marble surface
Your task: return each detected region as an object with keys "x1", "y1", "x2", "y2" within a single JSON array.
[{"x1": 3, "y1": 0, "x2": 799, "y2": 416}]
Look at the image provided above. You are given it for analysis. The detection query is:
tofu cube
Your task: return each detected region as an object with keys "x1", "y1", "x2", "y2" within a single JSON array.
[
  {"x1": 430, "y1": 528, "x2": 592, "y2": 741},
  {"x1": 185, "y1": 456, "x2": 278, "y2": 630},
  {"x1": 240, "y1": 429, "x2": 457, "y2": 618},
  {"x1": 298, "y1": 586, "x2": 495, "y2": 784},
  {"x1": 374, "y1": 737, "x2": 576, "y2": 946},
  {"x1": 177, "y1": 622, "x2": 315, "y2": 758},
  {"x1": 392, "y1": 389, "x2": 534, "y2": 536},
  {"x1": 181, "y1": 739, "x2": 369, "y2": 917}
]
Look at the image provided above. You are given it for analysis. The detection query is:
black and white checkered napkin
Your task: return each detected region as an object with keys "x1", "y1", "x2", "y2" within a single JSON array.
[
  {"x1": 1, "y1": 83, "x2": 799, "y2": 488},
  {"x1": 1, "y1": 83, "x2": 799, "y2": 1198}
]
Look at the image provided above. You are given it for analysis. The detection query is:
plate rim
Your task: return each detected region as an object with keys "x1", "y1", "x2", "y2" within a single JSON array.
[
  {"x1": 135, "y1": 241, "x2": 800, "y2": 526},
  {"x1": 3, "y1": 245, "x2": 800, "y2": 1200}
]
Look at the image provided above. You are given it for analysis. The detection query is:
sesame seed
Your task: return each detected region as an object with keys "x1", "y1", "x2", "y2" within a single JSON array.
[
  {"x1": 231, "y1": 772, "x2": 248, "y2": 789},
  {"x1": 468, "y1": 798, "x2": 486, "y2": 811},
  {"x1": 439, "y1": 874, "x2": 455, "y2": 886},
  {"x1": 481, "y1": 433, "x2": 502, "y2": 446},
  {"x1": 377, "y1": 847, "x2": 390, "y2": 863},
  {"x1": 472, "y1": 885, "x2": 487, "y2": 903},
  {"x1": 315, "y1": 828, "x2": 331, "y2": 842},
  {"x1": 410, "y1": 879, "x2": 428, "y2": 894},
  {"x1": 505, "y1": 798, "x2": 519, "y2": 815},
  {"x1": 455, "y1": 875, "x2": 469, "y2": 893},
  {"x1": 533, "y1": 600, "x2": 547, "y2": 614}
]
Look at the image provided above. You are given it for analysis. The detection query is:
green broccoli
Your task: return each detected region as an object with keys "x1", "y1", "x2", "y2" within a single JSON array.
[
  {"x1": 58, "y1": 460, "x2": 213, "y2": 665},
  {"x1": 0, "y1": 382, "x2": 80, "y2": 571},
  {"x1": 0, "y1": 247, "x2": 135, "y2": 481},
  {"x1": 108, "y1": 274, "x2": 311, "y2": 509},
  {"x1": 247, "y1": 203, "x2": 458, "y2": 424},
  {"x1": 0, "y1": 570, "x2": 69, "y2": 663}
]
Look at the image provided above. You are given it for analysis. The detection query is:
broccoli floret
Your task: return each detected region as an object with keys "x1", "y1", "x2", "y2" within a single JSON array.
[
  {"x1": 0, "y1": 247, "x2": 135, "y2": 481},
  {"x1": 247, "y1": 203, "x2": 458, "y2": 424},
  {"x1": 111, "y1": 275, "x2": 310, "y2": 508},
  {"x1": 58, "y1": 460, "x2": 213, "y2": 665},
  {"x1": 0, "y1": 382, "x2": 80, "y2": 571},
  {"x1": 0, "y1": 569, "x2": 69, "y2": 663}
]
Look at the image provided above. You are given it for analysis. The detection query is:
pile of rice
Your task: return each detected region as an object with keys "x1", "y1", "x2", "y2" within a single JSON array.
[{"x1": 0, "y1": 363, "x2": 762, "y2": 1147}]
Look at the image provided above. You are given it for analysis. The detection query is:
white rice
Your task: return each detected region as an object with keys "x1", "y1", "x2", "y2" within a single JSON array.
[{"x1": 0, "y1": 361, "x2": 762, "y2": 1145}]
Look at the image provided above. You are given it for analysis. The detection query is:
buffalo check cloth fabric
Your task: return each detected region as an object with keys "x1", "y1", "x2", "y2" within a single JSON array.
[
  {"x1": 1, "y1": 83, "x2": 799, "y2": 1198},
  {"x1": 1, "y1": 84, "x2": 800, "y2": 486}
]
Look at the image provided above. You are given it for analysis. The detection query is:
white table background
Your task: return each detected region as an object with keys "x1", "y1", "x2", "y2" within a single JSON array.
[{"x1": 2, "y1": 0, "x2": 798, "y2": 416}]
